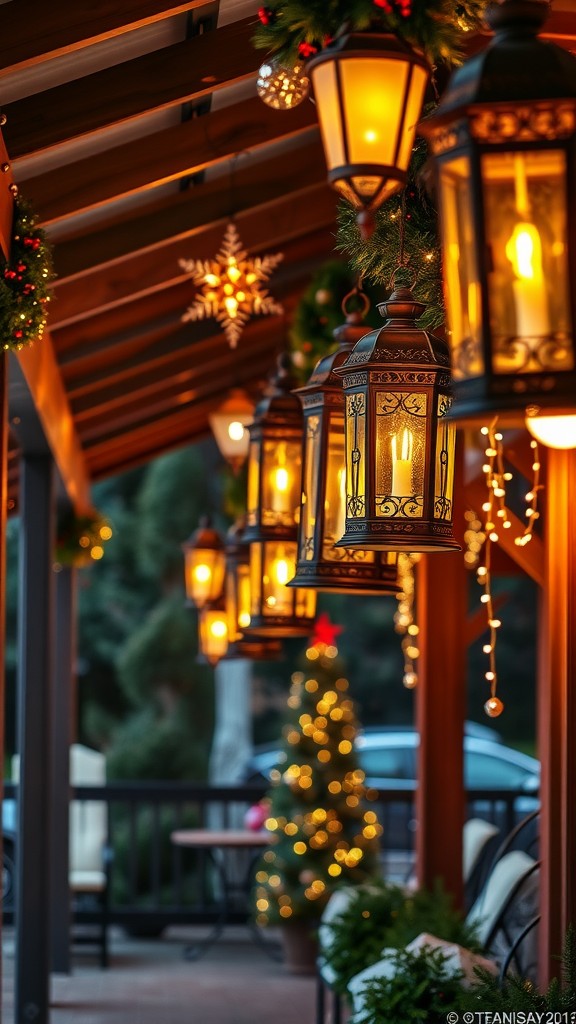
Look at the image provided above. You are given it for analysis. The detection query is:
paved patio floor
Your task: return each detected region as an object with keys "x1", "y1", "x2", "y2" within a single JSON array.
[{"x1": 2, "y1": 926, "x2": 317, "y2": 1024}]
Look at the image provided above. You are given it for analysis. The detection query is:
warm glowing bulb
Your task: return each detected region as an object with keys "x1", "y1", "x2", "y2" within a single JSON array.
[
  {"x1": 227, "y1": 265, "x2": 241, "y2": 283},
  {"x1": 99, "y1": 525, "x2": 113, "y2": 540},
  {"x1": 204, "y1": 273, "x2": 220, "y2": 287},
  {"x1": 239, "y1": 612, "x2": 251, "y2": 628},
  {"x1": 505, "y1": 222, "x2": 542, "y2": 281},
  {"x1": 194, "y1": 564, "x2": 211, "y2": 583},
  {"x1": 224, "y1": 297, "x2": 238, "y2": 315},
  {"x1": 273, "y1": 466, "x2": 290, "y2": 492},
  {"x1": 210, "y1": 619, "x2": 227, "y2": 638},
  {"x1": 90, "y1": 546, "x2": 104, "y2": 560},
  {"x1": 273, "y1": 559, "x2": 290, "y2": 585},
  {"x1": 525, "y1": 412, "x2": 576, "y2": 450},
  {"x1": 228, "y1": 420, "x2": 245, "y2": 442},
  {"x1": 364, "y1": 129, "x2": 377, "y2": 143}
]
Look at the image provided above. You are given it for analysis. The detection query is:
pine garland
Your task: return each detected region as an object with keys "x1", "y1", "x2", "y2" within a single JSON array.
[
  {"x1": 335, "y1": 140, "x2": 444, "y2": 330},
  {"x1": 253, "y1": 0, "x2": 488, "y2": 67},
  {"x1": 0, "y1": 198, "x2": 54, "y2": 350},
  {"x1": 55, "y1": 511, "x2": 113, "y2": 568}
]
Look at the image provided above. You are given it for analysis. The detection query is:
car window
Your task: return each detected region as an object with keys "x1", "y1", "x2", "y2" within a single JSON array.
[
  {"x1": 357, "y1": 746, "x2": 412, "y2": 780},
  {"x1": 464, "y1": 751, "x2": 532, "y2": 789}
]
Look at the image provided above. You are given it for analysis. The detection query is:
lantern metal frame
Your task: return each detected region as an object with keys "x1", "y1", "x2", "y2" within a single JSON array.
[
  {"x1": 223, "y1": 522, "x2": 282, "y2": 660},
  {"x1": 290, "y1": 304, "x2": 401, "y2": 594},
  {"x1": 420, "y1": 0, "x2": 576, "y2": 422},
  {"x1": 243, "y1": 354, "x2": 317, "y2": 636},
  {"x1": 182, "y1": 516, "x2": 226, "y2": 609},
  {"x1": 334, "y1": 285, "x2": 459, "y2": 553},
  {"x1": 307, "y1": 31, "x2": 430, "y2": 230}
]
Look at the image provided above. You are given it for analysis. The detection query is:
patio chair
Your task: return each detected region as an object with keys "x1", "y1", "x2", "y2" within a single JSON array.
[{"x1": 12, "y1": 743, "x2": 111, "y2": 968}]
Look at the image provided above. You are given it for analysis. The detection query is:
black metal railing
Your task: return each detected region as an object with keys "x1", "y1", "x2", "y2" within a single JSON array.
[{"x1": 2, "y1": 782, "x2": 538, "y2": 930}]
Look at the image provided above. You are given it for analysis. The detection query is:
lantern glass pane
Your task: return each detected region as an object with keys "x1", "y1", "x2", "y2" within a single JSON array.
[
  {"x1": 345, "y1": 392, "x2": 366, "y2": 519},
  {"x1": 295, "y1": 585, "x2": 317, "y2": 619},
  {"x1": 438, "y1": 155, "x2": 484, "y2": 381},
  {"x1": 481, "y1": 149, "x2": 574, "y2": 376},
  {"x1": 310, "y1": 61, "x2": 346, "y2": 171},
  {"x1": 200, "y1": 609, "x2": 229, "y2": 663},
  {"x1": 397, "y1": 65, "x2": 428, "y2": 170},
  {"x1": 323, "y1": 412, "x2": 348, "y2": 556},
  {"x1": 184, "y1": 547, "x2": 225, "y2": 607},
  {"x1": 340, "y1": 58, "x2": 409, "y2": 169},
  {"x1": 375, "y1": 391, "x2": 427, "y2": 519},
  {"x1": 250, "y1": 541, "x2": 262, "y2": 612},
  {"x1": 227, "y1": 563, "x2": 251, "y2": 640},
  {"x1": 301, "y1": 415, "x2": 321, "y2": 561},
  {"x1": 261, "y1": 439, "x2": 302, "y2": 528},
  {"x1": 259, "y1": 541, "x2": 297, "y2": 618},
  {"x1": 247, "y1": 440, "x2": 260, "y2": 527},
  {"x1": 237, "y1": 564, "x2": 251, "y2": 631},
  {"x1": 434, "y1": 395, "x2": 455, "y2": 521}
]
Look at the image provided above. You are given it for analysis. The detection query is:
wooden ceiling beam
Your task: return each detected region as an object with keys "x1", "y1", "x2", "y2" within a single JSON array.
[
  {"x1": 0, "y1": 132, "x2": 15, "y2": 260},
  {"x1": 28, "y1": 98, "x2": 317, "y2": 227},
  {"x1": 4, "y1": 17, "x2": 258, "y2": 159},
  {"x1": 53, "y1": 137, "x2": 326, "y2": 281},
  {"x1": 0, "y1": 0, "x2": 210, "y2": 77},
  {"x1": 50, "y1": 182, "x2": 336, "y2": 328}
]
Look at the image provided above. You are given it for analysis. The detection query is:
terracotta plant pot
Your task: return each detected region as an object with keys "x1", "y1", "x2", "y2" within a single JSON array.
[{"x1": 280, "y1": 920, "x2": 319, "y2": 975}]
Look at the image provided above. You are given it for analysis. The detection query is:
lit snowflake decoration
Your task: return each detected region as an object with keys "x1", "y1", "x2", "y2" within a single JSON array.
[{"x1": 179, "y1": 222, "x2": 284, "y2": 348}]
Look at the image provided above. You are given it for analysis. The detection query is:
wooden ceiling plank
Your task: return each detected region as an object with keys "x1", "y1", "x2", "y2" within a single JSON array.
[
  {"x1": 0, "y1": 0, "x2": 210, "y2": 76},
  {"x1": 4, "y1": 17, "x2": 258, "y2": 158},
  {"x1": 50, "y1": 184, "x2": 336, "y2": 328},
  {"x1": 28, "y1": 97, "x2": 317, "y2": 226},
  {"x1": 53, "y1": 137, "x2": 326, "y2": 280},
  {"x1": 0, "y1": 131, "x2": 15, "y2": 260}
]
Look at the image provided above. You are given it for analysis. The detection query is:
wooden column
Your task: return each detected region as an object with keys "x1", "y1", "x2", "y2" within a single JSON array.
[
  {"x1": 0, "y1": 355, "x2": 8, "y2": 1004},
  {"x1": 538, "y1": 448, "x2": 576, "y2": 985},
  {"x1": 415, "y1": 440, "x2": 466, "y2": 905},
  {"x1": 50, "y1": 565, "x2": 76, "y2": 974},
  {"x1": 15, "y1": 454, "x2": 55, "y2": 1024}
]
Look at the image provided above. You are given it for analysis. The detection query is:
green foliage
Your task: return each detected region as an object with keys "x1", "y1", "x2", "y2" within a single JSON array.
[
  {"x1": 117, "y1": 593, "x2": 205, "y2": 708},
  {"x1": 253, "y1": 643, "x2": 382, "y2": 925},
  {"x1": 356, "y1": 944, "x2": 471, "y2": 1024},
  {"x1": 336, "y1": 141, "x2": 443, "y2": 330},
  {"x1": 252, "y1": 0, "x2": 487, "y2": 67},
  {"x1": 324, "y1": 878, "x2": 480, "y2": 993},
  {"x1": 106, "y1": 703, "x2": 212, "y2": 781},
  {"x1": 0, "y1": 197, "x2": 54, "y2": 350}
]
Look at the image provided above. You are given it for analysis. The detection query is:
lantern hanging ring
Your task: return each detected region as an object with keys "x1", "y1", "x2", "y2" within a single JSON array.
[
  {"x1": 389, "y1": 264, "x2": 417, "y2": 292},
  {"x1": 341, "y1": 282, "x2": 370, "y2": 320}
]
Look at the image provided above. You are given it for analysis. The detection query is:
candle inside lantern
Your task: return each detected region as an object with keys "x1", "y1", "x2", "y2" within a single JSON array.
[
  {"x1": 505, "y1": 154, "x2": 550, "y2": 340},
  {"x1": 334, "y1": 467, "x2": 347, "y2": 541},
  {"x1": 391, "y1": 428, "x2": 414, "y2": 496},
  {"x1": 270, "y1": 444, "x2": 292, "y2": 513}
]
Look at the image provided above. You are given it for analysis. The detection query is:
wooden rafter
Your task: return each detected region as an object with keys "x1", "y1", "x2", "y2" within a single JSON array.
[
  {"x1": 4, "y1": 16, "x2": 257, "y2": 158},
  {"x1": 50, "y1": 184, "x2": 336, "y2": 327},
  {"x1": 0, "y1": 129, "x2": 14, "y2": 260},
  {"x1": 0, "y1": 0, "x2": 212, "y2": 77}
]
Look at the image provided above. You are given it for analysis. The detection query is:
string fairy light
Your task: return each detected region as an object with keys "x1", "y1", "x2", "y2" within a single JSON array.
[
  {"x1": 394, "y1": 553, "x2": 421, "y2": 689},
  {"x1": 515, "y1": 439, "x2": 542, "y2": 548}
]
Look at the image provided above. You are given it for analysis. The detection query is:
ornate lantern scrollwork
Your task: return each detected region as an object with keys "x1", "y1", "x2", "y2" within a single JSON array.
[
  {"x1": 289, "y1": 295, "x2": 400, "y2": 593},
  {"x1": 335, "y1": 285, "x2": 459, "y2": 552},
  {"x1": 420, "y1": 0, "x2": 576, "y2": 438}
]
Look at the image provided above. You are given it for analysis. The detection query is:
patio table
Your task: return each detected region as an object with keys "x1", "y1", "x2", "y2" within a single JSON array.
[{"x1": 170, "y1": 828, "x2": 278, "y2": 961}]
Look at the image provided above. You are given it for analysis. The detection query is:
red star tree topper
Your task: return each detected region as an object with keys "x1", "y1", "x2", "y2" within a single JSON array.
[{"x1": 310, "y1": 612, "x2": 343, "y2": 649}]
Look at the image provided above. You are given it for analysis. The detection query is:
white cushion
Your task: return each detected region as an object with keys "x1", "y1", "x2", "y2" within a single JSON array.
[
  {"x1": 466, "y1": 850, "x2": 538, "y2": 948},
  {"x1": 463, "y1": 818, "x2": 500, "y2": 881},
  {"x1": 69, "y1": 869, "x2": 107, "y2": 892}
]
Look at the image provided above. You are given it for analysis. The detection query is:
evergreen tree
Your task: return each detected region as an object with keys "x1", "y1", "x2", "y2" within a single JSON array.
[{"x1": 254, "y1": 616, "x2": 382, "y2": 925}]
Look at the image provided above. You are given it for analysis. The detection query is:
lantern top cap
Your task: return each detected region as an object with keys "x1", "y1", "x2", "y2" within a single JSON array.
[
  {"x1": 252, "y1": 351, "x2": 302, "y2": 422},
  {"x1": 297, "y1": 296, "x2": 372, "y2": 393},
  {"x1": 183, "y1": 515, "x2": 225, "y2": 552},
  {"x1": 421, "y1": 0, "x2": 576, "y2": 128},
  {"x1": 306, "y1": 27, "x2": 429, "y2": 69},
  {"x1": 335, "y1": 283, "x2": 450, "y2": 373}
]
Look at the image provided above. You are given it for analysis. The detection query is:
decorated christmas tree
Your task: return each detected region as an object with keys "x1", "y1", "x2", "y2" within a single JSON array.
[{"x1": 254, "y1": 615, "x2": 382, "y2": 926}]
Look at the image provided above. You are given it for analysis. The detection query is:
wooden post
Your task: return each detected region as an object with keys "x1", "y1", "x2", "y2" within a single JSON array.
[
  {"x1": 415, "y1": 440, "x2": 466, "y2": 906},
  {"x1": 0, "y1": 355, "x2": 8, "y2": 1004},
  {"x1": 538, "y1": 448, "x2": 576, "y2": 984},
  {"x1": 50, "y1": 565, "x2": 76, "y2": 974},
  {"x1": 15, "y1": 454, "x2": 55, "y2": 1024}
]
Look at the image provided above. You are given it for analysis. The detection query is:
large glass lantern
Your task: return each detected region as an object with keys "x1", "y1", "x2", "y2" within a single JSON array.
[
  {"x1": 182, "y1": 517, "x2": 226, "y2": 608},
  {"x1": 197, "y1": 598, "x2": 229, "y2": 666},
  {"x1": 307, "y1": 32, "x2": 429, "y2": 236},
  {"x1": 290, "y1": 304, "x2": 400, "y2": 594},
  {"x1": 334, "y1": 285, "x2": 459, "y2": 552},
  {"x1": 209, "y1": 389, "x2": 254, "y2": 472},
  {"x1": 224, "y1": 522, "x2": 282, "y2": 659},
  {"x1": 243, "y1": 354, "x2": 316, "y2": 636},
  {"x1": 420, "y1": 0, "x2": 576, "y2": 424}
]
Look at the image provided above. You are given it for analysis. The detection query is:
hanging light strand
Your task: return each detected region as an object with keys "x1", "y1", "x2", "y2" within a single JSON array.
[
  {"x1": 515, "y1": 439, "x2": 542, "y2": 548},
  {"x1": 394, "y1": 553, "x2": 421, "y2": 689}
]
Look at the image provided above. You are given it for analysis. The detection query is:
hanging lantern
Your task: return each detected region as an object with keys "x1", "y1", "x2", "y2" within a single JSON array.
[
  {"x1": 197, "y1": 597, "x2": 229, "y2": 666},
  {"x1": 307, "y1": 31, "x2": 430, "y2": 237},
  {"x1": 223, "y1": 521, "x2": 282, "y2": 660},
  {"x1": 420, "y1": 0, "x2": 576, "y2": 433},
  {"x1": 289, "y1": 293, "x2": 400, "y2": 593},
  {"x1": 243, "y1": 353, "x2": 317, "y2": 636},
  {"x1": 209, "y1": 389, "x2": 255, "y2": 472},
  {"x1": 182, "y1": 517, "x2": 226, "y2": 608},
  {"x1": 334, "y1": 284, "x2": 459, "y2": 553}
]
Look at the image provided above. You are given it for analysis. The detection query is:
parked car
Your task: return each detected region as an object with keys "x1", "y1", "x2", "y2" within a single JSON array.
[{"x1": 243, "y1": 725, "x2": 540, "y2": 850}]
